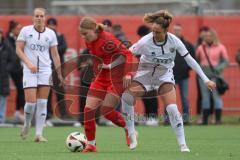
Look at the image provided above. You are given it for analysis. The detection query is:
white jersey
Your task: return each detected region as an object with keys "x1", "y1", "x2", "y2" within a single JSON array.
[
  {"x1": 130, "y1": 32, "x2": 189, "y2": 69},
  {"x1": 17, "y1": 25, "x2": 58, "y2": 72}
]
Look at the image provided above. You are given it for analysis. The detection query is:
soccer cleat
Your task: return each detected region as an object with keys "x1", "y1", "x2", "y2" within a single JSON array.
[
  {"x1": 180, "y1": 144, "x2": 190, "y2": 152},
  {"x1": 129, "y1": 131, "x2": 138, "y2": 150},
  {"x1": 82, "y1": 144, "x2": 97, "y2": 153},
  {"x1": 20, "y1": 126, "x2": 29, "y2": 140},
  {"x1": 34, "y1": 135, "x2": 48, "y2": 142}
]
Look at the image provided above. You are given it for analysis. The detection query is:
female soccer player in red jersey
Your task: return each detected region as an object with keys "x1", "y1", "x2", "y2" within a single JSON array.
[{"x1": 79, "y1": 17, "x2": 134, "y2": 152}]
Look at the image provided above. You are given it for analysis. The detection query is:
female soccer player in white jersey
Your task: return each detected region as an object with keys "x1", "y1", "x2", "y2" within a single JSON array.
[
  {"x1": 122, "y1": 10, "x2": 216, "y2": 151},
  {"x1": 16, "y1": 8, "x2": 64, "y2": 142}
]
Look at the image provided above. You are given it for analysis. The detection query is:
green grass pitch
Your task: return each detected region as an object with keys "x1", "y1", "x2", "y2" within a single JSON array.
[{"x1": 0, "y1": 125, "x2": 239, "y2": 160}]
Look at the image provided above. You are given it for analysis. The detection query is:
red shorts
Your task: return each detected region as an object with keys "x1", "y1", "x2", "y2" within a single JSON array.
[{"x1": 87, "y1": 80, "x2": 124, "y2": 100}]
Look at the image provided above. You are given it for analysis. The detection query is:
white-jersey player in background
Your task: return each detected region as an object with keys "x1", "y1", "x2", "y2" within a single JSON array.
[
  {"x1": 16, "y1": 8, "x2": 64, "y2": 142},
  {"x1": 122, "y1": 10, "x2": 216, "y2": 151}
]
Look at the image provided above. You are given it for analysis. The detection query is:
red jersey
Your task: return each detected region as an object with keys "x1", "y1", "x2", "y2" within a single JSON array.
[{"x1": 86, "y1": 31, "x2": 133, "y2": 81}]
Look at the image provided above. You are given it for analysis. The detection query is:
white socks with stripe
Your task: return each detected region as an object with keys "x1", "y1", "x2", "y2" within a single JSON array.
[
  {"x1": 36, "y1": 99, "x2": 47, "y2": 136},
  {"x1": 23, "y1": 102, "x2": 36, "y2": 128},
  {"x1": 166, "y1": 104, "x2": 186, "y2": 146},
  {"x1": 122, "y1": 92, "x2": 135, "y2": 135}
]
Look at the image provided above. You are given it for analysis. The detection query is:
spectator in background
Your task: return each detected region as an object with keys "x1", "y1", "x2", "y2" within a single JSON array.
[
  {"x1": 235, "y1": 48, "x2": 240, "y2": 65},
  {"x1": 102, "y1": 19, "x2": 130, "y2": 47},
  {"x1": 102, "y1": 19, "x2": 112, "y2": 32},
  {"x1": 195, "y1": 26, "x2": 212, "y2": 124},
  {"x1": 137, "y1": 25, "x2": 159, "y2": 126},
  {"x1": 196, "y1": 29, "x2": 229, "y2": 125},
  {"x1": 0, "y1": 28, "x2": 14, "y2": 124},
  {"x1": 46, "y1": 17, "x2": 68, "y2": 126},
  {"x1": 5, "y1": 20, "x2": 25, "y2": 123},
  {"x1": 172, "y1": 24, "x2": 195, "y2": 124},
  {"x1": 112, "y1": 24, "x2": 130, "y2": 48}
]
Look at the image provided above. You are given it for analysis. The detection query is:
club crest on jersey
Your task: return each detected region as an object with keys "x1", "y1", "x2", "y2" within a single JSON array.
[
  {"x1": 102, "y1": 41, "x2": 117, "y2": 53},
  {"x1": 45, "y1": 37, "x2": 49, "y2": 42},
  {"x1": 29, "y1": 34, "x2": 33, "y2": 38},
  {"x1": 169, "y1": 47, "x2": 175, "y2": 53}
]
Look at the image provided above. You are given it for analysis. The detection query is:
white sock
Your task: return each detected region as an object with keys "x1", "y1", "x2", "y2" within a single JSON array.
[
  {"x1": 122, "y1": 92, "x2": 135, "y2": 135},
  {"x1": 23, "y1": 102, "x2": 36, "y2": 128},
  {"x1": 166, "y1": 104, "x2": 186, "y2": 146},
  {"x1": 88, "y1": 140, "x2": 96, "y2": 146},
  {"x1": 36, "y1": 99, "x2": 47, "y2": 136}
]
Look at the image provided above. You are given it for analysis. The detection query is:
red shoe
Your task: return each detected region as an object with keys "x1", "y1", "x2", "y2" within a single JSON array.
[
  {"x1": 82, "y1": 144, "x2": 97, "y2": 153},
  {"x1": 125, "y1": 129, "x2": 131, "y2": 146}
]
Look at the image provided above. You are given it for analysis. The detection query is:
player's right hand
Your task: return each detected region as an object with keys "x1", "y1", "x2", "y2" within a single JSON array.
[
  {"x1": 28, "y1": 64, "x2": 38, "y2": 73},
  {"x1": 123, "y1": 75, "x2": 132, "y2": 88}
]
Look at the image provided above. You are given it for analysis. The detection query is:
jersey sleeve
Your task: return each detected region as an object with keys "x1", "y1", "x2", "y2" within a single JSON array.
[
  {"x1": 50, "y1": 31, "x2": 58, "y2": 47},
  {"x1": 175, "y1": 37, "x2": 189, "y2": 57},
  {"x1": 17, "y1": 27, "x2": 26, "y2": 42},
  {"x1": 129, "y1": 41, "x2": 145, "y2": 56}
]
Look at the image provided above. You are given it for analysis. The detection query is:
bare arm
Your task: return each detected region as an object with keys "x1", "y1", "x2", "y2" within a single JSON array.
[
  {"x1": 50, "y1": 46, "x2": 64, "y2": 81},
  {"x1": 99, "y1": 55, "x2": 125, "y2": 69},
  {"x1": 16, "y1": 41, "x2": 37, "y2": 73}
]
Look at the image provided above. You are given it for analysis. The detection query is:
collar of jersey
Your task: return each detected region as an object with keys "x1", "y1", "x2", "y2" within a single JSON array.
[
  {"x1": 152, "y1": 34, "x2": 168, "y2": 46},
  {"x1": 33, "y1": 26, "x2": 46, "y2": 33}
]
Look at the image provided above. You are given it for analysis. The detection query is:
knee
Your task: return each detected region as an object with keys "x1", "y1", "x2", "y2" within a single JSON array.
[{"x1": 122, "y1": 91, "x2": 135, "y2": 105}]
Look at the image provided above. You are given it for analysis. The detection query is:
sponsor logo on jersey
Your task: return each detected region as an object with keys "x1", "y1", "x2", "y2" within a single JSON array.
[
  {"x1": 169, "y1": 47, "x2": 175, "y2": 53},
  {"x1": 102, "y1": 41, "x2": 117, "y2": 53},
  {"x1": 30, "y1": 43, "x2": 46, "y2": 52}
]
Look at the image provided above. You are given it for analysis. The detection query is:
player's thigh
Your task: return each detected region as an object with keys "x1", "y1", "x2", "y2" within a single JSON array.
[
  {"x1": 85, "y1": 96, "x2": 103, "y2": 109},
  {"x1": 158, "y1": 83, "x2": 176, "y2": 105},
  {"x1": 24, "y1": 88, "x2": 37, "y2": 103},
  {"x1": 127, "y1": 81, "x2": 146, "y2": 97},
  {"x1": 37, "y1": 86, "x2": 51, "y2": 99},
  {"x1": 102, "y1": 93, "x2": 120, "y2": 107}
]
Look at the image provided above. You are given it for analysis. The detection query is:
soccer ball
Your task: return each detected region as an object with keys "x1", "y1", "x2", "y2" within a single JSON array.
[{"x1": 65, "y1": 132, "x2": 87, "y2": 152}]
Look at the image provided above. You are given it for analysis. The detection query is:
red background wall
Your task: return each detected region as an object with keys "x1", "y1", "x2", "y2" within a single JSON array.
[{"x1": 1, "y1": 15, "x2": 239, "y2": 117}]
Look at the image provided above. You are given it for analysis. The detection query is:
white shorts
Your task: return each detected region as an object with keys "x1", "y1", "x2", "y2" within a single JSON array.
[
  {"x1": 23, "y1": 71, "x2": 52, "y2": 88},
  {"x1": 133, "y1": 63, "x2": 175, "y2": 92}
]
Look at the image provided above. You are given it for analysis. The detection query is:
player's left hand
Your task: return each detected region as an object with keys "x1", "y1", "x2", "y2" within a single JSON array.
[
  {"x1": 205, "y1": 80, "x2": 216, "y2": 91},
  {"x1": 123, "y1": 75, "x2": 132, "y2": 88}
]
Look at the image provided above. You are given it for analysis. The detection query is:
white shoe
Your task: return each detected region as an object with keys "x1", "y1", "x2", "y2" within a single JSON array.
[
  {"x1": 45, "y1": 120, "x2": 54, "y2": 127},
  {"x1": 180, "y1": 144, "x2": 190, "y2": 152},
  {"x1": 129, "y1": 131, "x2": 138, "y2": 150},
  {"x1": 20, "y1": 126, "x2": 29, "y2": 140},
  {"x1": 34, "y1": 135, "x2": 48, "y2": 142},
  {"x1": 73, "y1": 122, "x2": 82, "y2": 127},
  {"x1": 14, "y1": 111, "x2": 24, "y2": 123},
  {"x1": 145, "y1": 118, "x2": 159, "y2": 126}
]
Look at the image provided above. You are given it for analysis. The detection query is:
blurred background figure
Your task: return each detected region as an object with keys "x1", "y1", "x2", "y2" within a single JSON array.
[
  {"x1": 136, "y1": 25, "x2": 159, "y2": 126},
  {"x1": 172, "y1": 23, "x2": 195, "y2": 124},
  {"x1": 196, "y1": 29, "x2": 229, "y2": 125},
  {"x1": 112, "y1": 24, "x2": 130, "y2": 47},
  {"x1": 235, "y1": 48, "x2": 240, "y2": 65},
  {"x1": 5, "y1": 20, "x2": 25, "y2": 124},
  {"x1": 74, "y1": 49, "x2": 95, "y2": 127},
  {"x1": 0, "y1": 28, "x2": 14, "y2": 124},
  {"x1": 195, "y1": 26, "x2": 215, "y2": 124},
  {"x1": 46, "y1": 17, "x2": 68, "y2": 126},
  {"x1": 102, "y1": 19, "x2": 130, "y2": 47},
  {"x1": 102, "y1": 19, "x2": 113, "y2": 32}
]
